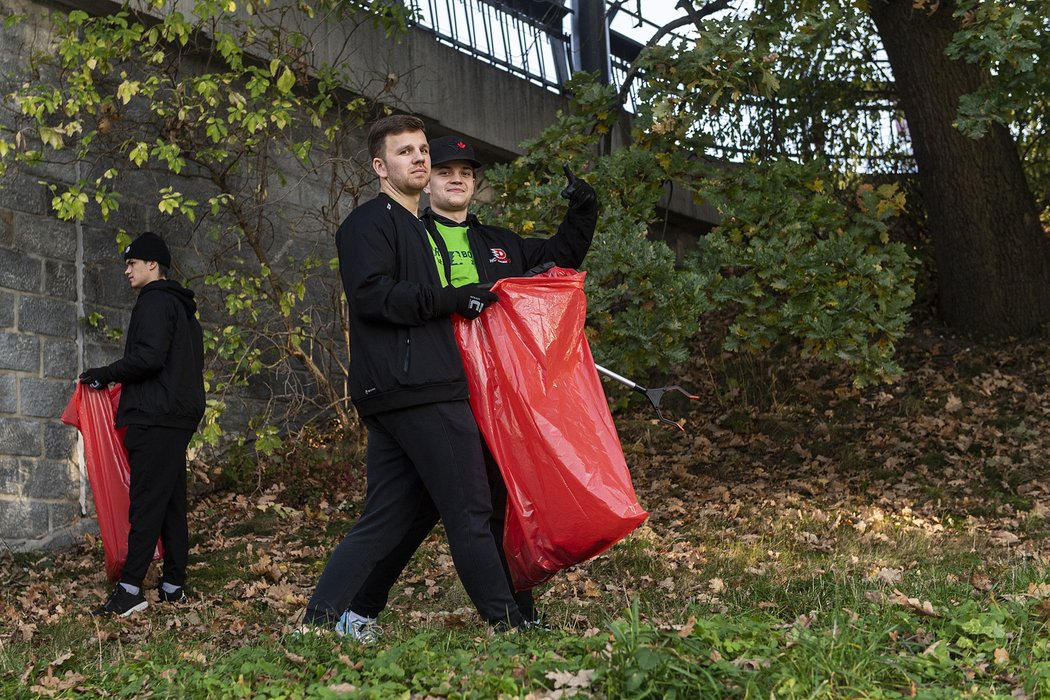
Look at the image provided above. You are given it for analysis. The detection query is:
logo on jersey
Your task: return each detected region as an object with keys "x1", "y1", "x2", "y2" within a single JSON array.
[{"x1": 490, "y1": 248, "x2": 509, "y2": 264}]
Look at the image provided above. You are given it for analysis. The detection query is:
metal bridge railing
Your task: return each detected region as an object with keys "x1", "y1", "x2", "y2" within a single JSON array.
[
  {"x1": 406, "y1": 0, "x2": 914, "y2": 172},
  {"x1": 406, "y1": 0, "x2": 571, "y2": 92}
]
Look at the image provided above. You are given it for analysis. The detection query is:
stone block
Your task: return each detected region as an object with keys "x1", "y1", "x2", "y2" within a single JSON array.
[
  {"x1": 0, "y1": 497, "x2": 49, "y2": 539},
  {"x1": 81, "y1": 301, "x2": 128, "y2": 340},
  {"x1": 0, "y1": 175, "x2": 51, "y2": 215},
  {"x1": 0, "y1": 289, "x2": 13, "y2": 328},
  {"x1": 43, "y1": 338, "x2": 78, "y2": 379},
  {"x1": 89, "y1": 204, "x2": 149, "y2": 234},
  {"x1": 84, "y1": 265, "x2": 133, "y2": 309},
  {"x1": 0, "y1": 456, "x2": 21, "y2": 496},
  {"x1": 82, "y1": 226, "x2": 119, "y2": 264},
  {"x1": 0, "y1": 246, "x2": 42, "y2": 292},
  {"x1": 23, "y1": 458, "x2": 79, "y2": 501},
  {"x1": 44, "y1": 422, "x2": 77, "y2": 460},
  {"x1": 43, "y1": 260, "x2": 77, "y2": 300},
  {"x1": 21, "y1": 378, "x2": 72, "y2": 418},
  {"x1": 0, "y1": 332, "x2": 39, "y2": 372},
  {"x1": 11, "y1": 212, "x2": 77, "y2": 259},
  {"x1": 0, "y1": 416, "x2": 42, "y2": 456},
  {"x1": 0, "y1": 375, "x2": 15, "y2": 414},
  {"x1": 48, "y1": 500, "x2": 85, "y2": 535},
  {"x1": 83, "y1": 342, "x2": 122, "y2": 369},
  {"x1": 0, "y1": 208, "x2": 11, "y2": 246},
  {"x1": 18, "y1": 295, "x2": 75, "y2": 336}
]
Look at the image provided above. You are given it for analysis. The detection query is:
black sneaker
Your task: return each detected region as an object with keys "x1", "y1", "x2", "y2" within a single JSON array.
[
  {"x1": 92, "y1": 585, "x2": 148, "y2": 617},
  {"x1": 159, "y1": 586, "x2": 188, "y2": 603}
]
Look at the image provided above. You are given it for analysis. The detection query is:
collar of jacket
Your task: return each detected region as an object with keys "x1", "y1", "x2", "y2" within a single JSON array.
[{"x1": 421, "y1": 207, "x2": 480, "y2": 229}]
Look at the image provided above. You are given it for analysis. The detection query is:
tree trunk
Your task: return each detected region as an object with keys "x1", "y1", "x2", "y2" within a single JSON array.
[{"x1": 868, "y1": 0, "x2": 1050, "y2": 336}]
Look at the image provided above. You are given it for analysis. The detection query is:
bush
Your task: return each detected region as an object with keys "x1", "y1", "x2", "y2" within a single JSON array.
[
  {"x1": 484, "y1": 77, "x2": 915, "y2": 389},
  {"x1": 218, "y1": 423, "x2": 364, "y2": 508},
  {"x1": 692, "y1": 159, "x2": 917, "y2": 386}
]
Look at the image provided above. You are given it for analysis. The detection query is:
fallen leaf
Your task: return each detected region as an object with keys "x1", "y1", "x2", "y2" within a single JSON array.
[
  {"x1": 1033, "y1": 598, "x2": 1050, "y2": 623},
  {"x1": 49, "y1": 651, "x2": 72, "y2": 668},
  {"x1": 969, "y1": 570, "x2": 993, "y2": 592},
  {"x1": 872, "y1": 567, "x2": 903, "y2": 585},
  {"x1": 991, "y1": 531, "x2": 1020, "y2": 545},
  {"x1": 327, "y1": 682, "x2": 357, "y2": 694},
  {"x1": 890, "y1": 590, "x2": 940, "y2": 617},
  {"x1": 546, "y1": 668, "x2": 595, "y2": 689}
]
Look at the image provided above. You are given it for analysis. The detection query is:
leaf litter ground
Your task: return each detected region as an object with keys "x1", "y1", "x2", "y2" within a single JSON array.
[{"x1": 1, "y1": 320, "x2": 1048, "y2": 697}]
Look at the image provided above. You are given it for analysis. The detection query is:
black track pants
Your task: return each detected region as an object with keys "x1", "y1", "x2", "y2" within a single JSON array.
[
  {"x1": 348, "y1": 442, "x2": 535, "y2": 620},
  {"x1": 304, "y1": 401, "x2": 524, "y2": 627},
  {"x1": 120, "y1": 425, "x2": 193, "y2": 589}
]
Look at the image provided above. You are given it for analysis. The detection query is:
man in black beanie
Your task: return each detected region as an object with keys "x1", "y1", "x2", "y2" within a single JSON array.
[{"x1": 80, "y1": 231, "x2": 206, "y2": 616}]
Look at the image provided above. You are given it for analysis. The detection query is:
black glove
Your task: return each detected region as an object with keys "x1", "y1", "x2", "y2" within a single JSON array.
[
  {"x1": 451, "y1": 284, "x2": 498, "y2": 320},
  {"x1": 560, "y1": 164, "x2": 597, "y2": 210},
  {"x1": 524, "y1": 261, "x2": 555, "y2": 277},
  {"x1": 79, "y1": 367, "x2": 111, "y2": 390}
]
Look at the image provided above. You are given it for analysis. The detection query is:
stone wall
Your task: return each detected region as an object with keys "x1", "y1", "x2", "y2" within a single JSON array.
[{"x1": 0, "y1": 0, "x2": 84, "y2": 548}]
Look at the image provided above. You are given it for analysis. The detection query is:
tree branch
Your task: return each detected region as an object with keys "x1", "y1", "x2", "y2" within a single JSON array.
[{"x1": 614, "y1": 0, "x2": 735, "y2": 109}]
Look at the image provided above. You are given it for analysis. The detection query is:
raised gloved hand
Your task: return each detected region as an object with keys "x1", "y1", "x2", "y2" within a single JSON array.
[
  {"x1": 560, "y1": 164, "x2": 597, "y2": 210},
  {"x1": 79, "y1": 367, "x2": 111, "y2": 390},
  {"x1": 450, "y1": 283, "x2": 498, "y2": 320}
]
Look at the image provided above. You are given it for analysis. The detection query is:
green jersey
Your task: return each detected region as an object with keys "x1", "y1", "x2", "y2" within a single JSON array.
[{"x1": 429, "y1": 219, "x2": 480, "y2": 287}]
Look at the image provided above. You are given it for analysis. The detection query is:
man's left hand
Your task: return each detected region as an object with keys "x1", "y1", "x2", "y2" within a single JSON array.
[{"x1": 567, "y1": 178, "x2": 596, "y2": 209}]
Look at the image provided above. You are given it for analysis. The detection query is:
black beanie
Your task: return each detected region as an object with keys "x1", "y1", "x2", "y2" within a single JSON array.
[{"x1": 123, "y1": 232, "x2": 171, "y2": 268}]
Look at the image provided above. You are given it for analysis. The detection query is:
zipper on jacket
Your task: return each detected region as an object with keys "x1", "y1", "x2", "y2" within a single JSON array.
[
  {"x1": 402, "y1": 336, "x2": 411, "y2": 373},
  {"x1": 466, "y1": 224, "x2": 491, "y2": 283}
]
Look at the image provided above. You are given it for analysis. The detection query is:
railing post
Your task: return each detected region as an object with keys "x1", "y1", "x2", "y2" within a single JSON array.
[{"x1": 572, "y1": 0, "x2": 609, "y2": 83}]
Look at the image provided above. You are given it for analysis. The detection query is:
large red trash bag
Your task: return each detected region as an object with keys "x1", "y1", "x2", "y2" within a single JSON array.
[
  {"x1": 61, "y1": 383, "x2": 162, "y2": 583},
  {"x1": 454, "y1": 267, "x2": 648, "y2": 590}
]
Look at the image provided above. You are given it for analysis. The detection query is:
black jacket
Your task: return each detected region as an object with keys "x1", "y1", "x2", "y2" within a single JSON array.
[
  {"x1": 419, "y1": 195, "x2": 597, "y2": 282},
  {"x1": 338, "y1": 193, "x2": 598, "y2": 417},
  {"x1": 106, "y1": 280, "x2": 205, "y2": 430},
  {"x1": 338, "y1": 194, "x2": 467, "y2": 416}
]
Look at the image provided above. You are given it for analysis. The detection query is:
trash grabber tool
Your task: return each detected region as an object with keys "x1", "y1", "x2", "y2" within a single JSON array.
[{"x1": 594, "y1": 364, "x2": 699, "y2": 431}]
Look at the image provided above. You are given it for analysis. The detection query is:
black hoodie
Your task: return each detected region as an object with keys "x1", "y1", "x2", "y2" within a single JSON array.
[{"x1": 105, "y1": 279, "x2": 206, "y2": 430}]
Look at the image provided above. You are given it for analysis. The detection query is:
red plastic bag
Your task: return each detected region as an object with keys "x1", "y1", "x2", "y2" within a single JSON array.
[
  {"x1": 454, "y1": 267, "x2": 648, "y2": 590},
  {"x1": 61, "y1": 383, "x2": 162, "y2": 582}
]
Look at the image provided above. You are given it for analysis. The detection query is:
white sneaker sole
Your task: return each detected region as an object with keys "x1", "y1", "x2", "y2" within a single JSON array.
[{"x1": 118, "y1": 601, "x2": 148, "y2": 617}]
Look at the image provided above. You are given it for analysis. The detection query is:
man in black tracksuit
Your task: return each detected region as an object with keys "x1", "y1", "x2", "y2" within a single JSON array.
[
  {"x1": 80, "y1": 231, "x2": 205, "y2": 617},
  {"x1": 303, "y1": 115, "x2": 539, "y2": 632},
  {"x1": 335, "y1": 135, "x2": 598, "y2": 634}
]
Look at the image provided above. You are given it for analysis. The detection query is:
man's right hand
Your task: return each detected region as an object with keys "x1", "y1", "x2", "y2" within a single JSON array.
[
  {"x1": 79, "y1": 367, "x2": 110, "y2": 390},
  {"x1": 451, "y1": 284, "x2": 498, "y2": 320}
]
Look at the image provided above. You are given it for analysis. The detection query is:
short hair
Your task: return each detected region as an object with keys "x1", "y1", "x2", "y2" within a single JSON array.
[
  {"x1": 157, "y1": 263, "x2": 169, "y2": 278},
  {"x1": 368, "y1": 114, "x2": 426, "y2": 160}
]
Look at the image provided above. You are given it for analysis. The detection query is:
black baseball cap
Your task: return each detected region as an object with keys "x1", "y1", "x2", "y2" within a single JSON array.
[{"x1": 429, "y1": 135, "x2": 482, "y2": 168}]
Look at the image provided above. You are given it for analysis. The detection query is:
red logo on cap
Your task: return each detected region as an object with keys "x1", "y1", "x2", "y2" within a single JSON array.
[{"x1": 457, "y1": 141, "x2": 467, "y2": 149}]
